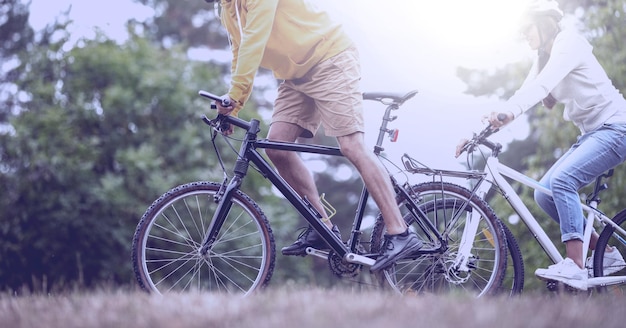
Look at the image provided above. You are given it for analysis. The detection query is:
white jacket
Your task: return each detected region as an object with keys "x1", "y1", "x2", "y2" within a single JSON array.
[{"x1": 507, "y1": 29, "x2": 626, "y2": 134}]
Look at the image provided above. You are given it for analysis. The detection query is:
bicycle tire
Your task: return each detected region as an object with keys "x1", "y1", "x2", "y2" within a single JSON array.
[
  {"x1": 371, "y1": 182, "x2": 508, "y2": 297},
  {"x1": 593, "y1": 208, "x2": 626, "y2": 295},
  {"x1": 132, "y1": 181, "x2": 276, "y2": 296},
  {"x1": 501, "y1": 223, "x2": 524, "y2": 296}
]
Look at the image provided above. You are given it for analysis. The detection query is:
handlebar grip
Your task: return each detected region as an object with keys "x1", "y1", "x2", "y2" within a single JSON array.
[
  {"x1": 199, "y1": 90, "x2": 231, "y2": 107},
  {"x1": 482, "y1": 139, "x2": 499, "y2": 151}
]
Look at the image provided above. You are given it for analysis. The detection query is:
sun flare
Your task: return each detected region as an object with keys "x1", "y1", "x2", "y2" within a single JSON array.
[
  {"x1": 320, "y1": 0, "x2": 532, "y2": 68},
  {"x1": 410, "y1": 0, "x2": 529, "y2": 48}
]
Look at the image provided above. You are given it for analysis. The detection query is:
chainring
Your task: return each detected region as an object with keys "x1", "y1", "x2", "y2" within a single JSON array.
[{"x1": 328, "y1": 250, "x2": 361, "y2": 278}]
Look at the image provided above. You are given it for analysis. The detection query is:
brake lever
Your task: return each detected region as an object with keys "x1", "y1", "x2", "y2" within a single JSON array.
[
  {"x1": 202, "y1": 114, "x2": 228, "y2": 131},
  {"x1": 199, "y1": 91, "x2": 233, "y2": 133}
]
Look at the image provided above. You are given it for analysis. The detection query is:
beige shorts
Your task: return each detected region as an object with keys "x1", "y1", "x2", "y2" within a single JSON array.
[{"x1": 272, "y1": 46, "x2": 364, "y2": 138}]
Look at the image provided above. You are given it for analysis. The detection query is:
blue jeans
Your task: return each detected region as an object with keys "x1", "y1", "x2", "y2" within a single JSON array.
[{"x1": 534, "y1": 123, "x2": 626, "y2": 242}]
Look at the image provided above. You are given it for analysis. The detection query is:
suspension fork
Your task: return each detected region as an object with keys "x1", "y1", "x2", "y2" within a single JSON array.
[
  {"x1": 454, "y1": 206, "x2": 484, "y2": 271},
  {"x1": 199, "y1": 119, "x2": 260, "y2": 257},
  {"x1": 199, "y1": 175, "x2": 242, "y2": 256},
  {"x1": 454, "y1": 176, "x2": 494, "y2": 271}
]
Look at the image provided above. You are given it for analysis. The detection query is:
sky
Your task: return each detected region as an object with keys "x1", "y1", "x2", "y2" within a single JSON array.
[{"x1": 28, "y1": 0, "x2": 536, "y2": 176}]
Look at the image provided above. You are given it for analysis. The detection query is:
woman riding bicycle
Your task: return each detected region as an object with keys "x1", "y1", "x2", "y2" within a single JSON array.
[{"x1": 474, "y1": 0, "x2": 626, "y2": 290}]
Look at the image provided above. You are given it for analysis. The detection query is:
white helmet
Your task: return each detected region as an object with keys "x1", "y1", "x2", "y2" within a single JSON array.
[{"x1": 525, "y1": 0, "x2": 564, "y2": 21}]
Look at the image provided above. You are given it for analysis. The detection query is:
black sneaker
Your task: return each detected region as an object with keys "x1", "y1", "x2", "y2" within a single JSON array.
[
  {"x1": 281, "y1": 225, "x2": 341, "y2": 256},
  {"x1": 370, "y1": 229, "x2": 423, "y2": 273}
]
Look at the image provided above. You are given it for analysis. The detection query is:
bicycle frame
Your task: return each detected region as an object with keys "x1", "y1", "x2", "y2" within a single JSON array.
[
  {"x1": 473, "y1": 155, "x2": 626, "y2": 288},
  {"x1": 197, "y1": 90, "x2": 445, "y2": 268}
]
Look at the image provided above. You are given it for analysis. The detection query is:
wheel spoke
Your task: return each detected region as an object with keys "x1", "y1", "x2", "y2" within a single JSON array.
[
  {"x1": 374, "y1": 182, "x2": 507, "y2": 297},
  {"x1": 132, "y1": 182, "x2": 275, "y2": 296}
]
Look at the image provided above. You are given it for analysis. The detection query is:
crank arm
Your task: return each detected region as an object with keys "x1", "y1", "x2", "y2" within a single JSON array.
[
  {"x1": 305, "y1": 247, "x2": 329, "y2": 260},
  {"x1": 344, "y1": 253, "x2": 376, "y2": 266}
]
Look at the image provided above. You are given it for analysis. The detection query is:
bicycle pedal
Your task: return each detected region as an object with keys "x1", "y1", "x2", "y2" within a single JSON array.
[{"x1": 545, "y1": 280, "x2": 559, "y2": 292}]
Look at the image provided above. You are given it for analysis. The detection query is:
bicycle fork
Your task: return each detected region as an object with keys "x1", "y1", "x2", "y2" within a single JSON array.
[
  {"x1": 198, "y1": 175, "x2": 243, "y2": 258},
  {"x1": 199, "y1": 119, "x2": 260, "y2": 257},
  {"x1": 455, "y1": 209, "x2": 483, "y2": 272},
  {"x1": 455, "y1": 179, "x2": 496, "y2": 272}
]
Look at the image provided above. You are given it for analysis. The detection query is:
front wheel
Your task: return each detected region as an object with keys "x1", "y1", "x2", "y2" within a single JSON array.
[
  {"x1": 371, "y1": 182, "x2": 508, "y2": 297},
  {"x1": 132, "y1": 181, "x2": 276, "y2": 296}
]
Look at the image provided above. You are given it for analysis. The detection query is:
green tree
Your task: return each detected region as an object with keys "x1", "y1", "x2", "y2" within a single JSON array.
[
  {"x1": 134, "y1": 0, "x2": 228, "y2": 50},
  {"x1": 1, "y1": 0, "x2": 35, "y2": 123},
  {"x1": 0, "y1": 6, "x2": 240, "y2": 290}
]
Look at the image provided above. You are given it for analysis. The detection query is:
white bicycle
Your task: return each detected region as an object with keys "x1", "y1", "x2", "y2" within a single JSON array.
[{"x1": 403, "y1": 124, "x2": 626, "y2": 294}]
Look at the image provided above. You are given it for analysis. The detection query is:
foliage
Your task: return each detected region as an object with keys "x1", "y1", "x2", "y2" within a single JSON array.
[
  {"x1": 134, "y1": 0, "x2": 229, "y2": 50},
  {"x1": 0, "y1": 4, "x2": 246, "y2": 290},
  {"x1": 0, "y1": 0, "x2": 34, "y2": 124}
]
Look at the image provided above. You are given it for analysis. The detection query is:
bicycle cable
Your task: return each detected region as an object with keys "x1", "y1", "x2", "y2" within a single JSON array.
[
  {"x1": 379, "y1": 153, "x2": 412, "y2": 186},
  {"x1": 211, "y1": 129, "x2": 229, "y2": 178},
  {"x1": 463, "y1": 134, "x2": 509, "y2": 199},
  {"x1": 210, "y1": 124, "x2": 264, "y2": 177}
]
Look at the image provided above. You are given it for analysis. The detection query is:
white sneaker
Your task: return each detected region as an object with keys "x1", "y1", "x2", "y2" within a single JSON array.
[
  {"x1": 586, "y1": 246, "x2": 626, "y2": 277},
  {"x1": 535, "y1": 258, "x2": 588, "y2": 291}
]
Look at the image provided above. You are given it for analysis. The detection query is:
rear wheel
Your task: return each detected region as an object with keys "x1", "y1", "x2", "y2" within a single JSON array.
[
  {"x1": 132, "y1": 181, "x2": 275, "y2": 296},
  {"x1": 593, "y1": 208, "x2": 626, "y2": 295},
  {"x1": 371, "y1": 182, "x2": 508, "y2": 297},
  {"x1": 502, "y1": 223, "x2": 524, "y2": 296}
]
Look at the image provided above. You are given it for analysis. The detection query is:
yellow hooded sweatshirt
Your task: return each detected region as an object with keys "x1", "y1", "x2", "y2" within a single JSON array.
[{"x1": 219, "y1": 0, "x2": 353, "y2": 115}]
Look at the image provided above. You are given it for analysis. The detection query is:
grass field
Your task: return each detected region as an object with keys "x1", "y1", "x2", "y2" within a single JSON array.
[{"x1": 1, "y1": 287, "x2": 625, "y2": 328}]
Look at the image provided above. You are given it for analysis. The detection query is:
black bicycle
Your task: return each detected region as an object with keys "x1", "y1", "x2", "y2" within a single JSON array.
[{"x1": 131, "y1": 89, "x2": 509, "y2": 296}]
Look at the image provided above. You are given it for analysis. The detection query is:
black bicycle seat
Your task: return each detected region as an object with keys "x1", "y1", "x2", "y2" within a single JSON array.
[{"x1": 362, "y1": 90, "x2": 418, "y2": 105}]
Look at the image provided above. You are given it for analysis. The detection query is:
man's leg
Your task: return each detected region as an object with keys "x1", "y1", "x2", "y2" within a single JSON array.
[
  {"x1": 266, "y1": 122, "x2": 340, "y2": 256},
  {"x1": 337, "y1": 132, "x2": 422, "y2": 272},
  {"x1": 265, "y1": 122, "x2": 333, "y2": 228},
  {"x1": 336, "y1": 132, "x2": 406, "y2": 234}
]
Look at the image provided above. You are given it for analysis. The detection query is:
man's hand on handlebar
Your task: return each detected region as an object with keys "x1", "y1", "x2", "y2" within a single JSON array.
[{"x1": 214, "y1": 95, "x2": 236, "y2": 135}]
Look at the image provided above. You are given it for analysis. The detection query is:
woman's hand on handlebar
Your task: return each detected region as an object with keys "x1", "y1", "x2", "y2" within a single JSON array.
[
  {"x1": 483, "y1": 111, "x2": 514, "y2": 129},
  {"x1": 456, "y1": 109, "x2": 513, "y2": 157},
  {"x1": 455, "y1": 138, "x2": 469, "y2": 158},
  {"x1": 455, "y1": 110, "x2": 511, "y2": 157}
]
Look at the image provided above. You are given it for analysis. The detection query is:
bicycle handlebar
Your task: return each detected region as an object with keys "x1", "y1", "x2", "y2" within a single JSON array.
[
  {"x1": 198, "y1": 90, "x2": 232, "y2": 108},
  {"x1": 198, "y1": 90, "x2": 252, "y2": 132},
  {"x1": 457, "y1": 113, "x2": 511, "y2": 157},
  {"x1": 459, "y1": 120, "x2": 614, "y2": 202},
  {"x1": 457, "y1": 125, "x2": 503, "y2": 157}
]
